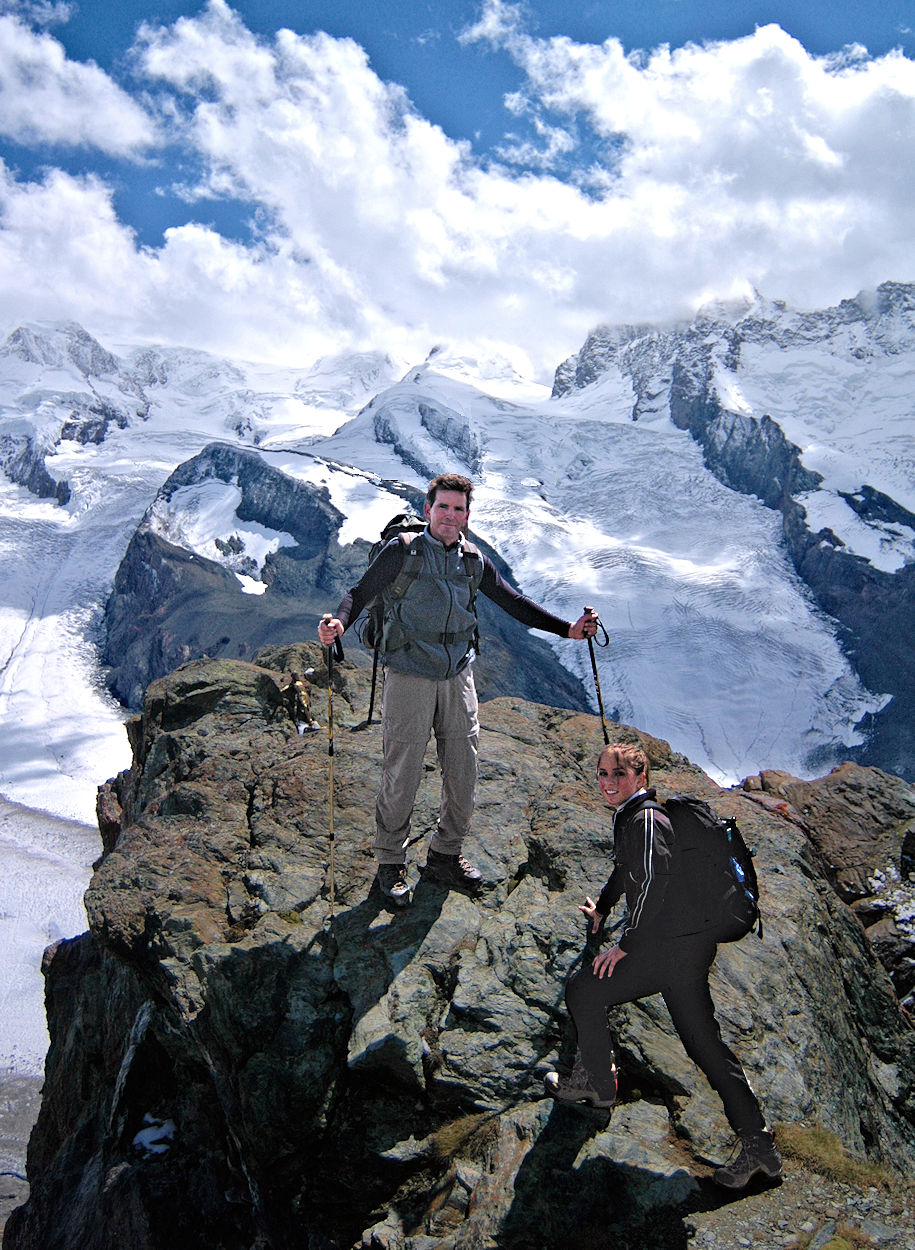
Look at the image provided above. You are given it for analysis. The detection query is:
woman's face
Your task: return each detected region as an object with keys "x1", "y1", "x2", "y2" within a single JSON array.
[{"x1": 596, "y1": 752, "x2": 646, "y2": 809}]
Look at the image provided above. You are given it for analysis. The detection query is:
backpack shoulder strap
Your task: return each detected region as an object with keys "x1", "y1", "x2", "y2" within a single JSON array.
[
  {"x1": 459, "y1": 539, "x2": 484, "y2": 653},
  {"x1": 614, "y1": 793, "x2": 665, "y2": 839},
  {"x1": 460, "y1": 539, "x2": 485, "y2": 591},
  {"x1": 386, "y1": 532, "x2": 425, "y2": 603}
]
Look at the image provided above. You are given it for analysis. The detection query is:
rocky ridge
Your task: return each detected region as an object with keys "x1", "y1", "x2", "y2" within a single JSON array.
[{"x1": 5, "y1": 650, "x2": 915, "y2": 1249}]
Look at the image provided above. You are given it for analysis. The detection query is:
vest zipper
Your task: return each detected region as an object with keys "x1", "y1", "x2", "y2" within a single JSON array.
[{"x1": 443, "y1": 545, "x2": 458, "y2": 678}]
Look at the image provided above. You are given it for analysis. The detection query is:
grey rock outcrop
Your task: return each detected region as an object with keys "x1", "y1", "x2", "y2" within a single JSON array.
[
  {"x1": 741, "y1": 765, "x2": 915, "y2": 1007},
  {"x1": 6, "y1": 652, "x2": 915, "y2": 1249}
]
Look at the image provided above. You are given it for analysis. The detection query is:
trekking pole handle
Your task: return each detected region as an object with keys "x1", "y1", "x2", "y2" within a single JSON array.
[
  {"x1": 322, "y1": 613, "x2": 344, "y2": 662},
  {"x1": 583, "y1": 606, "x2": 610, "y2": 648}
]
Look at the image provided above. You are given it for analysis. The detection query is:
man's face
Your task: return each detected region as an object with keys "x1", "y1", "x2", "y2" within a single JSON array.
[
  {"x1": 597, "y1": 753, "x2": 646, "y2": 808},
  {"x1": 425, "y1": 489, "x2": 469, "y2": 545}
]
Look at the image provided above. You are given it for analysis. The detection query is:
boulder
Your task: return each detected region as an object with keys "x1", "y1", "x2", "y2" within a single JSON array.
[{"x1": 741, "y1": 765, "x2": 915, "y2": 1005}]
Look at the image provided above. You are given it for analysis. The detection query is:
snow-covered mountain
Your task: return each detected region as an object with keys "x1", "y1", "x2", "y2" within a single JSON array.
[
  {"x1": 316, "y1": 345, "x2": 890, "y2": 780},
  {"x1": 554, "y1": 283, "x2": 915, "y2": 574},
  {"x1": 552, "y1": 282, "x2": 915, "y2": 778},
  {"x1": 1, "y1": 290, "x2": 913, "y2": 1074}
]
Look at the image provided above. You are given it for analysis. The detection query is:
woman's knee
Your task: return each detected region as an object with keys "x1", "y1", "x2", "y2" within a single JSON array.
[
  {"x1": 564, "y1": 967, "x2": 589, "y2": 1016},
  {"x1": 565, "y1": 967, "x2": 608, "y2": 1024}
]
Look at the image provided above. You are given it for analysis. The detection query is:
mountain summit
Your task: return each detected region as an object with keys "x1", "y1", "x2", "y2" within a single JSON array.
[{"x1": 552, "y1": 281, "x2": 915, "y2": 778}]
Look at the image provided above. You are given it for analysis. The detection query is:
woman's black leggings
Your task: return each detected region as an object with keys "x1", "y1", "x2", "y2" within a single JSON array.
[{"x1": 565, "y1": 933, "x2": 765, "y2": 1135}]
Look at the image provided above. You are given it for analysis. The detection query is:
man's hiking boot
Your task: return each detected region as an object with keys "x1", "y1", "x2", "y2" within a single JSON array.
[
  {"x1": 714, "y1": 1130, "x2": 782, "y2": 1189},
  {"x1": 544, "y1": 1057, "x2": 616, "y2": 1111},
  {"x1": 375, "y1": 863, "x2": 411, "y2": 907},
  {"x1": 423, "y1": 849, "x2": 482, "y2": 891}
]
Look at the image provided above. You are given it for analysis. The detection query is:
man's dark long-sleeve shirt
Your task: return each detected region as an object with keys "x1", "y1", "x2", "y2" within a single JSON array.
[{"x1": 333, "y1": 536, "x2": 571, "y2": 638}]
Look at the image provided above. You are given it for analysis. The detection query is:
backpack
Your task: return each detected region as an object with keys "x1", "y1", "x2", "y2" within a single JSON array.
[
  {"x1": 638, "y1": 795, "x2": 762, "y2": 943},
  {"x1": 357, "y1": 511, "x2": 484, "y2": 724},
  {"x1": 357, "y1": 512, "x2": 428, "y2": 651}
]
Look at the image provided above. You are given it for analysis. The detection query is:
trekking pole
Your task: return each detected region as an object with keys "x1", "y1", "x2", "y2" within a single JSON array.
[
  {"x1": 322, "y1": 615, "x2": 344, "y2": 918},
  {"x1": 366, "y1": 646, "x2": 380, "y2": 726},
  {"x1": 583, "y1": 605, "x2": 611, "y2": 745}
]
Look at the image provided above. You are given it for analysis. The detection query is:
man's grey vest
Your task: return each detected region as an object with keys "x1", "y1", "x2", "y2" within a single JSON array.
[{"x1": 381, "y1": 530, "x2": 484, "y2": 680}]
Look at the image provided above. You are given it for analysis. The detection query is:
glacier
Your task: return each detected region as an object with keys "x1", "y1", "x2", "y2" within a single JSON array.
[{"x1": 314, "y1": 352, "x2": 886, "y2": 783}]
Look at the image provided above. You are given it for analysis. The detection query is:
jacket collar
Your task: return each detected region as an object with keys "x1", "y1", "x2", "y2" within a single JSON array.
[
  {"x1": 612, "y1": 786, "x2": 655, "y2": 828},
  {"x1": 424, "y1": 525, "x2": 463, "y2": 553}
]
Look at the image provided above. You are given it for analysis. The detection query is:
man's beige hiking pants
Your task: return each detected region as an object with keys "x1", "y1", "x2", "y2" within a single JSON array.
[{"x1": 374, "y1": 667, "x2": 479, "y2": 864}]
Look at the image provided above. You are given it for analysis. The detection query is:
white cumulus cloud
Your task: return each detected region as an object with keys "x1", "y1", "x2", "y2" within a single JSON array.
[
  {"x1": 0, "y1": 0, "x2": 913, "y2": 378},
  {"x1": 0, "y1": 13, "x2": 158, "y2": 153}
]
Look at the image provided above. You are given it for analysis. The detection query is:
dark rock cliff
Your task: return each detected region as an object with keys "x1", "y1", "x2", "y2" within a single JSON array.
[
  {"x1": 6, "y1": 651, "x2": 915, "y2": 1249},
  {"x1": 101, "y1": 443, "x2": 591, "y2": 717}
]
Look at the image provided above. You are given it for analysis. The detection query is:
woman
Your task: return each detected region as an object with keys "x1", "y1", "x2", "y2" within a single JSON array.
[{"x1": 546, "y1": 741, "x2": 781, "y2": 1190}]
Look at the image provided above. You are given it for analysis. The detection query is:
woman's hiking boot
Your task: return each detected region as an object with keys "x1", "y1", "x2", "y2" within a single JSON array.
[
  {"x1": 544, "y1": 1057, "x2": 616, "y2": 1111},
  {"x1": 713, "y1": 1130, "x2": 782, "y2": 1189},
  {"x1": 375, "y1": 863, "x2": 411, "y2": 907},
  {"x1": 423, "y1": 849, "x2": 482, "y2": 891}
]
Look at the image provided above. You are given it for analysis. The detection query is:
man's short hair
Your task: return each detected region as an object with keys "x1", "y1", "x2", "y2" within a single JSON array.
[
  {"x1": 598, "y1": 741, "x2": 650, "y2": 785},
  {"x1": 426, "y1": 473, "x2": 473, "y2": 507}
]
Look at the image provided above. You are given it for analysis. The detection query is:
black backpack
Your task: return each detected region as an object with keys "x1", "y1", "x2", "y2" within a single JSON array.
[
  {"x1": 639, "y1": 795, "x2": 762, "y2": 943},
  {"x1": 357, "y1": 512, "x2": 428, "y2": 651}
]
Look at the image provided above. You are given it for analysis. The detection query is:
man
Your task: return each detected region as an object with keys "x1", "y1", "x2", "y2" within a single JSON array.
[
  {"x1": 318, "y1": 472, "x2": 597, "y2": 906},
  {"x1": 546, "y1": 741, "x2": 782, "y2": 1191}
]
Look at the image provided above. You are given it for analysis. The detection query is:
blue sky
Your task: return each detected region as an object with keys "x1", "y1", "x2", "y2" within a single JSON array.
[{"x1": 1, "y1": 0, "x2": 914, "y2": 374}]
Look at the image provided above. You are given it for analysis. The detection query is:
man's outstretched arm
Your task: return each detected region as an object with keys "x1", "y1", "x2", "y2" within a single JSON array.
[{"x1": 479, "y1": 557, "x2": 598, "y2": 639}]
